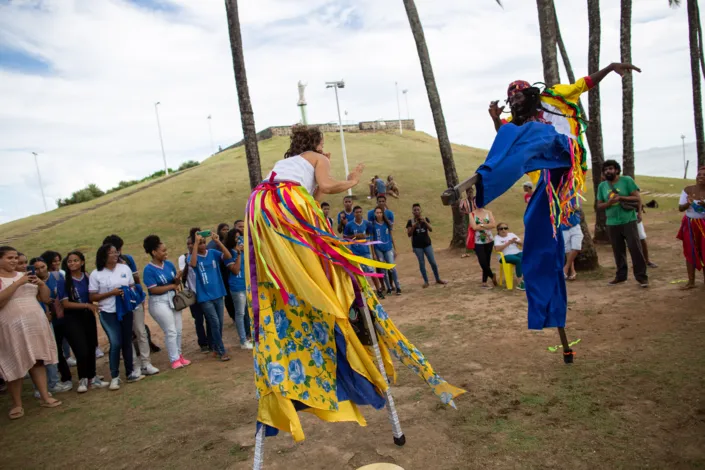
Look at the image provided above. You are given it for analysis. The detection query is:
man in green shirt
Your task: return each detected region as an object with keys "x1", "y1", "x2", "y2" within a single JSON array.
[{"x1": 596, "y1": 160, "x2": 648, "y2": 287}]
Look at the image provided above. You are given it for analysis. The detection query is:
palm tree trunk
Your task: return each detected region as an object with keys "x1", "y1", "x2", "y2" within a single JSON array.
[
  {"x1": 689, "y1": 0, "x2": 705, "y2": 166},
  {"x1": 620, "y1": 0, "x2": 635, "y2": 178},
  {"x1": 402, "y1": 0, "x2": 465, "y2": 248},
  {"x1": 536, "y1": 0, "x2": 561, "y2": 87},
  {"x1": 225, "y1": 0, "x2": 262, "y2": 190},
  {"x1": 586, "y1": 0, "x2": 609, "y2": 242},
  {"x1": 554, "y1": 13, "x2": 585, "y2": 117}
]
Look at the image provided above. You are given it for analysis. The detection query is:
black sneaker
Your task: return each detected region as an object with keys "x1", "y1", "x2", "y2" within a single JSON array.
[
  {"x1": 639, "y1": 281, "x2": 649, "y2": 288},
  {"x1": 647, "y1": 262, "x2": 658, "y2": 268},
  {"x1": 608, "y1": 279, "x2": 626, "y2": 286},
  {"x1": 387, "y1": 288, "x2": 393, "y2": 295},
  {"x1": 395, "y1": 288, "x2": 402, "y2": 296},
  {"x1": 377, "y1": 289, "x2": 385, "y2": 299},
  {"x1": 200, "y1": 345, "x2": 210, "y2": 354}
]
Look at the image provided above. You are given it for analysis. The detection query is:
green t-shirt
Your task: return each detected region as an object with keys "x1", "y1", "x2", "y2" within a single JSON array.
[{"x1": 597, "y1": 176, "x2": 640, "y2": 226}]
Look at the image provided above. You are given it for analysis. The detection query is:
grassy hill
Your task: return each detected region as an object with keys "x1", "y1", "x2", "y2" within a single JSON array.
[{"x1": 0, "y1": 130, "x2": 692, "y2": 266}]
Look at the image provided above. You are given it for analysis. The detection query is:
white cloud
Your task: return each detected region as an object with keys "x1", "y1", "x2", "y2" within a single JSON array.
[{"x1": 0, "y1": 0, "x2": 695, "y2": 222}]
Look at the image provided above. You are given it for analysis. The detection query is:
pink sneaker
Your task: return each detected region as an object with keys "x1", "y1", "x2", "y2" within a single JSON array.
[
  {"x1": 171, "y1": 359, "x2": 185, "y2": 370},
  {"x1": 179, "y1": 355, "x2": 191, "y2": 366}
]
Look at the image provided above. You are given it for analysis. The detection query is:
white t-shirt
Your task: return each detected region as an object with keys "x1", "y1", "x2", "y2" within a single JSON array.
[
  {"x1": 88, "y1": 264, "x2": 134, "y2": 313},
  {"x1": 494, "y1": 232, "x2": 522, "y2": 256},
  {"x1": 680, "y1": 190, "x2": 705, "y2": 219},
  {"x1": 178, "y1": 254, "x2": 197, "y2": 293}
]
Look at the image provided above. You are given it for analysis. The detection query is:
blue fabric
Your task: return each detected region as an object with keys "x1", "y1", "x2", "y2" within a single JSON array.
[
  {"x1": 143, "y1": 261, "x2": 178, "y2": 290},
  {"x1": 475, "y1": 122, "x2": 571, "y2": 331},
  {"x1": 46, "y1": 273, "x2": 64, "y2": 325},
  {"x1": 560, "y1": 210, "x2": 581, "y2": 231},
  {"x1": 122, "y1": 254, "x2": 138, "y2": 274},
  {"x1": 228, "y1": 249, "x2": 246, "y2": 292},
  {"x1": 343, "y1": 220, "x2": 372, "y2": 257},
  {"x1": 475, "y1": 122, "x2": 572, "y2": 208},
  {"x1": 334, "y1": 325, "x2": 386, "y2": 408},
  {"x1": 375, "y1": 178, "x2": 386, "y2": 194},
  {"x1": 413, "y1": 246, "x2": 440, "y2": 284},
  {"x1": 337, "y1": 210, "x2": 353, "y2": 226},
  {"x1": 367, "y1": 208, "x2": 394, "y2": 224},
  {"x1": 115, "y1": 286, "x2": 143, "y2": 321},
  {"x1": 188, "y1": 249, "x2": 228, "y2": 302},
  {"x1": 371, "y1": 222, "x2": 393, "y2": 252},
  {"x1": 58, "y1": 274, "x2": 90, "y2": 303},
  {"x1": 99, "y1": 310, "x2": 135, "y2": 379},
  {"x1": 200, "y1": 297, "x2": 226, "y2": 355}
]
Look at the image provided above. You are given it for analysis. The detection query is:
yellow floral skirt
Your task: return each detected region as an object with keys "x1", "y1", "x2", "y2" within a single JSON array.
[{"x1": 245, "y1": 180, "x2": 465, "y2": 442}]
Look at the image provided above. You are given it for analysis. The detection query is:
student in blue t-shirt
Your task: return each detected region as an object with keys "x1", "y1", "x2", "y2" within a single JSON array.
[
  {"x1": 187, "y1": 228, "x2": 233, "y2": 361},
  {"x1": 367, "y1": 194, "x2": 395, "y2": 226},
  {"x1": 371, "y1": 207, "x2": 401, "y2": 295},
  {"x1": 225, "y1": 229, "x2": 253, "y2": 350},
  {"x1": 337, "y1": 195, "x2": 355, "y2": 234},
  {"x1": 102, "y1": 234, "x2": 158, "y2": 376},
  {"x1": 344, "y1": 206, "x2": 386, "y2": 298}
]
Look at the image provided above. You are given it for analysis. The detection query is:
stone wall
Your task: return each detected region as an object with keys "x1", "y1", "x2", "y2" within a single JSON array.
[{"x1": 227, "y1": 119, "x2": 416, "y2": 149}]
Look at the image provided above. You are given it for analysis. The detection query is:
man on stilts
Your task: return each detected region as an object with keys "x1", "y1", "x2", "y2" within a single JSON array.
[{"x1": 443, "y1": 62, "x2": 640, "y2": 363}]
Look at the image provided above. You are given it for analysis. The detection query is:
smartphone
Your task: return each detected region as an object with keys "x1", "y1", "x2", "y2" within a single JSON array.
[
  {"x1": 197, "y1": 230, "x2": 212, "y2": 238},
  {"x1": 27, "y1": 266, "x2": 36, "y2": 276}
]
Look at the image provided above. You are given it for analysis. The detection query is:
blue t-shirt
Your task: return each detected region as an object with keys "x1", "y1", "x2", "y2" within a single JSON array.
[
  {"x1": 343, "y1": 219, "x2": 372, "y2": 257},
  {"x1": 122, "y1": 254, "x2": 138, "y2": 276},
  {"x1": 187, "y1": 249, "x2": 231, "y2": 302},
  {"x1": 371, "y1": 221, "x2": 393, "y2": 252},
  {"x1": 143, "y1": 261, "x2": 178, "y2": 294},
  {"x1": 375, "y1": 178, "x2": 386, "y2": 194},
  {"x1": 44, "y1": 272, "x2": 64, "y2": 323},
  {"x1": 227, "y1": 249, "x2": 246, "y2": 293},
  {"x1": 367, "y1": 208, "x2": 395, "y2": 225},
  {"x1": 57, "y1": 273, "x2": 90, "y2": 304},
  {"x1": 337, "y1": 210, "x2": 354, "y2": 226},
  {"x1": 559, "y1": 208, "x2": 581, "y2": 231}
]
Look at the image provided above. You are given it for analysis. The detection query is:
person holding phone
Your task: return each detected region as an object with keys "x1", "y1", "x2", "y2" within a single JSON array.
[
  {"x1": 225, "y1": 228, "x2": 253, "y2": 349},
  {"x1": 188, "y1": 228, "x2": 233, "y2": 361},
  {"x1": 0, "y1": 246, "x2": 62, "y2": 419},
  {"x1": 371, "y1": 206, "x2": 401, "y2": 295},
  {"x1": 59, "y1": 251, "x2": 109, "y2": 393},
  {"x1": 405, "y1": 204, "x2": 447, "y2": 288},
  {"x1": 143, "y1": 235, "x2": 190, "y2": 370},
  {"x1": 178, "y1": 236, "x2": 211, "y2": 353},
  {"x1": 89, "y1": 243, "x2": 145, "y2": 390}
]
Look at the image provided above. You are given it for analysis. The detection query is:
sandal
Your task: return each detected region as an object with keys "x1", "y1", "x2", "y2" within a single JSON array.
[
  {"x1": 40, "y1": 399, "x2": 62, "y2": 408},
  {"x1": 9, "y1": 406, "x2": 24, "y2": 420},
  {"x1": 568, "y1": 274, "x2": 577, "y2": 281}
]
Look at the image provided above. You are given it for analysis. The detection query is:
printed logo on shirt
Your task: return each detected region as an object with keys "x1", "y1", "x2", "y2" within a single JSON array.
[{"x1": 121, "y1": 273, "x2": 127, "y2": 278}]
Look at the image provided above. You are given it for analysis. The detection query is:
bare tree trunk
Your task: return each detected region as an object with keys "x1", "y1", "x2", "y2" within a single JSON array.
[
  {"x1": 225, "y1": 0, "x2": 262, "y2": 190},
  {"x1": 689, "y1": 0, "x2": 705, "y2": 167},
  {"x1": 620, "y1": 0, "x2": 635, "y2": 178},
  {"x1": 402, "y1": 0, "x2": 465, "y2": 248},
  {"x1": 586, "y1": 0, "x2": 609, "y2": 242},
  {"x1": 554, "y1": 12, "x2": 585, "y2": 117},
  {"x1": 536, "y1": 0, "x2": 561, "y2": 87}
]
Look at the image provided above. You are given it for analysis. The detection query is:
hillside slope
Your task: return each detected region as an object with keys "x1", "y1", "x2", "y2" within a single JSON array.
[{"x1": 1, "y1": 130, "x2": 691, "y2": 267}]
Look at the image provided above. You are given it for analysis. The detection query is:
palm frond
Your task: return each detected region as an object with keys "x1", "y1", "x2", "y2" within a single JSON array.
[
  {"x1": 668, "y1": 0, "x2": 681, "y2": 8},
  {"x1": 495, "y1": 0, "x2": 504, "y2": 7}
]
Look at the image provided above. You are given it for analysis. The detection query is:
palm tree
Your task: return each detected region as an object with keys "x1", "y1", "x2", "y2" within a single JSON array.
[
  {"x1": 549, "y1": 1, "x2": 599, "y2": 269},
  {"x1": 620, "y1": 0, "x2": 635, "y2": 178},
  {"x1": 225, "y1": 0, "x2": 262, "y2": 190},
  {"x1": 402, "y1": 0, "x2": 465, "y2": 247},
  {"x1": 586, "y1": 0, "x2": 609, "y2": 242},
  {"x1": 671, "y1": 0, "x2": 705, "y2": 167},
  {"x1": 536, "y1": 0, "x2": 561, "y2": 87}
]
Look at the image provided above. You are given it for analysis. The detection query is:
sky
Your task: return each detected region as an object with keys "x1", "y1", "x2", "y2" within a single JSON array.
[{"x1": 0, "y1": 0, "x2": 696, "y2": 224}]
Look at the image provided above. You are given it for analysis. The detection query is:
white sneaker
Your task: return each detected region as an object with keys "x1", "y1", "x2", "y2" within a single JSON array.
[
  {"x1": 240, "y1": 340, "x2": 254, "y2": 350},
  {"x1": 77, "y1": 378, "x2": 88, "y2": 393},
  {"x1": 109, "y1": 378, "x2": 121, "y2": 391},
  {"x1": 34, "y1": 390, "x2": 53, "y2": 399},
  {"x1": 141, "y1": 364, "x2": 160, "y2": 376},
  {"x1": 95, "y1": 347, "x2": 105, "y2": 358},
  {"x1": 66, "y1": 357, "x2": 77, "y2": 367},
  {"x1": 49, "y1": 381, "x2": 72, "y2": 393},
  {"x1": 91, "y1": 376, "x2": 109, "y2": 389},
  {"x1": 60, "y1": 380, "x2": 73, "y2": 391},
  {"x1": 127, "y1": 371, "x2": 144, "y2": 383}
]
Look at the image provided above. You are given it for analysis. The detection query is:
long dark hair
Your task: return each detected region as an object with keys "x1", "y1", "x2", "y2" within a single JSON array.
[
  {"x1": 61, "y1": 251, "x2": 86, "y2": 302},
  {"x1": 224, "y1": 228, "x2": 240, "y2": 251},
  {"x1": 284, "y1": 125, "x2": 323, "y2": 158},
  {"x1": 96, "y1": 244, "x2": 115, "y2": 271},
  {"x1": 373, "y1": 205, "x2": 392, "y2": 230}
]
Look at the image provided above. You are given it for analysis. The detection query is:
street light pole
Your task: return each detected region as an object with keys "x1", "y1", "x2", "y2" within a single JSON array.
[
  {"x1": 32, "y1": 152, "x2": 48, "y2": 212},
  {"x1": 154, "y1": 102, "x2": 168, "y2": 175},
  {"x1": 395, "y1": 82, "x2": 403, "y2": 135},
  {"x1": 207, "y1": 115, "x2": 215, "y2": 155},
  {"x1": 402, "y1": 89, "x2": 409, "y2": 120},
  {"x1": 681, "y1": 134, "x2": 688, "y2": 179},
  {"x1": 326, "y1": 80, "x2": 352, "y2": 196}
]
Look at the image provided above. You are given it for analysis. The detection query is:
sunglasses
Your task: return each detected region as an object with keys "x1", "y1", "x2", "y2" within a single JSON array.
[{"x1": 498, "y1": 227, "x2": 508, "y2": 231}]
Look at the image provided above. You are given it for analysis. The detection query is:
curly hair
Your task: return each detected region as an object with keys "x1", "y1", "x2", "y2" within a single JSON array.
[
  {"x1": 284, "y1": 125, "x2": 323, "y2": 158},
  {"x1": 143, "y1": 234, "x2": 162, "y2": 256}
]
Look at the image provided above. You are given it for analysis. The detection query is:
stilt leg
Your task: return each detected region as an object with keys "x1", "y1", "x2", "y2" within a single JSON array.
[
  {"x1": 253, "y1": 424, "x2": 265, "y2": 470},
  {"x1": 558, "y1": 327, "x2": 574, "y2": 364},
  {"x1": 360, "y1": 303, "x2": 406, "y2": 446}
]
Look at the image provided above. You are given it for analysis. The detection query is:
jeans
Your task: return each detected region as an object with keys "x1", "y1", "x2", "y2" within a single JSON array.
[
  {"x1": 200, "y1": 298, "x2": 226, "y2": 356},
  {"x1": 131, "y1": 303, "x2": 151, "y2": 369},
  {"x1": 51, "y1": 321, "x2": 72, "y2": 382},
  {"x1": 231, "y1": 291, "x2": 248, "y2": 345},
  {"x1": 62, "y1": 337, "x2": 71, "y2": 359},
  {"x1": 413, "y1": 245, "x2": 441, "y2": 284},
  {"x1": 100, "y1": 310, "x2": 135, "y2": 379},
  {"x1": 500, "y1": 253, "x2": 524, "y2": 278},
  {"x1": 63, "y1": 309, "x2": 98, "y2": 380},
  {"x1": 148, "y1": 295, "x2": 183, "y2": 363},
  {"x1": 607, "y1": 221, "x2": 648, "y2": 283},
  {"x1": 374, "y1": 248, "x2": 400, "y2": 290},
  {"x1": 189, "y1": 303, "x2": 210, "y2": 348},
  {"x1": 475, "y1": 242, "x2": 495, "y2": 282}
]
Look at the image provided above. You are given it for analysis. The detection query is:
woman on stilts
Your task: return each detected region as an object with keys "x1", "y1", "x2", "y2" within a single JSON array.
[{"x1": 245, "y1": 126, "x2": 464, "y2": 462}]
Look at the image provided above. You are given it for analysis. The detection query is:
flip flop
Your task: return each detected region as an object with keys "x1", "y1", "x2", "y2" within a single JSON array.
[
  {"x1": 8, "y1": 407, "x2": 24, "y2": 420},
  {"x1": 568, "y1": 274, "x2": 577, "y2": 281},
  {"x1": 40, "y1": 399, "x2": 62, "y2": 408}
]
